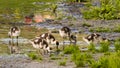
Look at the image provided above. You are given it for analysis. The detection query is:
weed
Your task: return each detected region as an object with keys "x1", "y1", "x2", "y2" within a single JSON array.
[
  {"x1": 88, "y1": 43, "x2": 96, "y2": 53},
  {"x1": 108, "y1": 53, "x2": 120, "y2": 68},
  {"x1": 71, "y1": 51, "x2": 92, "y2": 67},
  {"x1": 104, "y1": 52, "x2": 111, "y2": 55},
  {"x1": 90, "y1": 51, "x2": 120, "y2": 68},
  {"x1": 82, "y1": 23, "x2": 91, "y2": 27},
  {"x1": 90, "y1": 27, "x2": 110, "y2": 32},
  {"x1": 71, "y1": 53, "x2": 85, "y2": 67},
  {"x1": 83, "y1": 0, "x2": 120, "y2": 20},
  {"x1": 50, "y1": 55, "x2": 61, "y2": 60},
  {"x1": 28, "y1": 52, "x2": 42, "y2": 61},
  {"x1": 91, "y1": 56, "x2": 109, "y2": 68},
  {"x1": 113, "y1": 25, "x2": 120, "y2": 32},
  {"x1": 89, "y1": 59, "x2": 99, "y2": 68},
  {"x1": 114, "y1": 40, "x2": 120, "y2": 51},
  {"x1": 63, "y1": 45, "x2": 79, "y2": 54},
  {"x1": 100, "y1": 41, "x2": 110, "y2": 52}
]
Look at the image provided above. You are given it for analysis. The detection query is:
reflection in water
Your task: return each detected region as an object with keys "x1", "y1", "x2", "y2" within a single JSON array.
[
  {"x1": 0, "y1": 37, "x2": 29, "y2": 44},
  {"x1": 7, "y1": 37, "x2": 26, "y2": 54},
  {"x1": 0, "y1": 38, "x2": 115, "y2": 53},
  {"x1": 8, "y1": 40, "x2": 20, "y2": 54}
]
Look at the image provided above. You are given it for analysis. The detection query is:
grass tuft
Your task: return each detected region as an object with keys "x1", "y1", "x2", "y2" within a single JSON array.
[
  {"x1": 27, "y1": 52, "x2": 42, "y2": 61},
  {"x1": 100, "y1": 41, "x2": 110, "y2": 52},
  {"x1": 58, "y1": 59, "x2": 66, "y2": 66},
  {"x1": 63, "y1": 45, "x2": 79, "y2": 54}
]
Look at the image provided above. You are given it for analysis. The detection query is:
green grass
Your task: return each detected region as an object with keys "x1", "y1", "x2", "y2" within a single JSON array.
[
  {"x1": 0, "y1": 44, "x2": 9, "y2": 54},
  {"x1": 0, "y1": 25, "x2": 10, "y2": 38},
  {"x1": 113, "y1": 24, "x2": 120, "y2": 32},
  {"x1": 0, "y1": 0, "x2": 60, "y2": 23},
  {"x1": 100, "y1": 41, "x2": 110, "y2": 52},
  {"x1": 90, "y1": 25, "x2": 120, "y2": 32},
  {"x1": 50, "y1": 56, "x2": 61, "y2": 60},
  {"x1": 21, "y1": 26, "x2": 48, "y2": 39},
  {"x1": 63, "y1": 45, "x2": 79, "y2": 54},
  {"x1": 90, "y1": 27, "x2": 110, "y2": 32},
  {"x1": 0, "y1": 0, "x2": 59, "y2": 9},
  {"x1": 71, "y1": 52, "x2": 92, "y2": 67},
  {"x1": 82, "y1": 23, "x2": 91, "y2": 27},
  {"x1": 90, "y1": 56, "x2": 109, "y2": 68},
  {"x1": 27, "y1": 52, "x2": 42, "y2": 61},
  {"x1": 90, "y1": 51, "x2": 120, "y2": 68},
  {"x1": 88, "y1": 43, "x2": 96, "y2": 53},
  {"x1": 50, "y1": 53, "x2": 61, "y2": 60},
  {"x1": 114, "y1": 40, "x2": 120, "y2": 52}
]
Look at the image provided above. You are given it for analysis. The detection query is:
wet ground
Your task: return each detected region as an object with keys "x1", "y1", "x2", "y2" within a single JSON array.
[
  {"x1": 0, "y1": 23, "x2": 119, "y2": 68},
  {"x1": 0, "y1": 1, "x2": 120, "y2": 68},
  {"x1": 0, "y1": 54, "x2": 75, "y2": 68}
]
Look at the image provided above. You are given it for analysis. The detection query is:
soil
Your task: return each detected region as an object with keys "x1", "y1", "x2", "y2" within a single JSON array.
[{"x1": 0, "y1": 54, "x2": 75, "y2": 68}]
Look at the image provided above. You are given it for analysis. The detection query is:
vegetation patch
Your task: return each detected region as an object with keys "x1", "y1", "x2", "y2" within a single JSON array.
[
  {"x1": 82, "y1": 23, "x2": 91, "y2": 27},
  {"x1": 63, "y1": 45, "x2": 79, "y2": 54},
  {"x1": 88, "y1": 43, "x2": 96, "y2": 53},
  {"x1": 71, "y1": 52, "x2": 92, "y2": 67},
  {"x1": 21, "y1": 26, "x2": 48, "y2": 39},
  {"x1": 114, "y1": 40, "x2": 120, "y2": 52},
  {"x1": 83, "y1": 0, "x2": 120, "y2": 20},
  {"x1": 0, "y1": 44, "x2": 9, "y2": 54},
  {"x1": 27, "y1": 52, "x2": 42, "y2": 61},
  {"x1": 50, "y1": 55, "x2": 61, "y2": 60},
  {"x1": 113, "y1": 25, "x2": 120, "y2": 32},
  {"x1": 100, "y1": 41, "x2": 110, "y2": 52},
  {"x1": 90, "y1": 27, "x2": 110, "y2": 32},
  {"x1": 90, "y1": 51, "x2": 120, "y2": 68}
]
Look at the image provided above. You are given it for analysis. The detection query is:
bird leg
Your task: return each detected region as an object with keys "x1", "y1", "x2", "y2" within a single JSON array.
[
  {"x1": 63, "y1": 37, "x2": 65, "y2": 50},
  {"x1": 56, "y1": 45, "x2": 58, "y2": 50},
  {"x1": 11, "y1": 36, "x2": 14, "y2": 46},
  {"x1": 74, "y1": 39, "x2": 77, "y2": 45},
  {"x1": 16, "y1": 36, "x2": 19, "y2": 46},
  {"x1": 69, "y1": 36, "x2": 72, "y2": 45},
  {"x1": 38, "y1": 49, "x2": 43, "y2": 56},
  {"x1": 8, "y1": 40, "x2": 13, "y2": 54}
]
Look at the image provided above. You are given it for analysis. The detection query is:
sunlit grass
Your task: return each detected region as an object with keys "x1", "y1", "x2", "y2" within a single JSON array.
[
  {"x1": 27, "y1": 52, "x2": 42, "y2": 61},
  {"x1": 0, "y1": 44, "x2": 9, "y2": 54},
  {"x1": 90, "y1": 27, "x2": 110, "y2": 32},
  {"x1": 20, "y1": 26, "x2": 48, "y2": 39}
]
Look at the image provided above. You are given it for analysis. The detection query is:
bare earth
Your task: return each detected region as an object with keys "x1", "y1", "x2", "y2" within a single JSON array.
[{"x1": 0, "y1": 54, "x2": 75, "y2": 68}]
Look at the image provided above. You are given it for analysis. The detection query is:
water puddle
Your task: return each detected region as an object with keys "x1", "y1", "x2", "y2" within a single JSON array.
[
  {"x1": 0, "y1": 37, "x2": 29, "y2": 44},
  {"x1": 59, "y1": 40, "x2": 86, "y2": 45},
  {"x1": 0, "y1": 37, "x2": 115, "y2": 52},
  {"x1": 31, "y1": 23, "x2": 80, "y2": 33},
  {"x1": 33, "y1": 23, "x2": 63, "y2": 30},
  {"x1": 80, "y1": 45, "x2": 115, "y2": 51}
]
